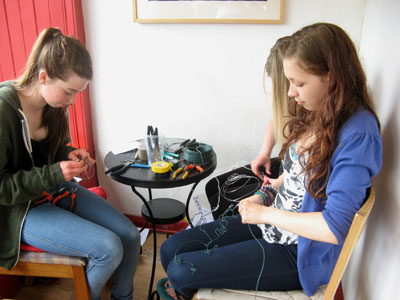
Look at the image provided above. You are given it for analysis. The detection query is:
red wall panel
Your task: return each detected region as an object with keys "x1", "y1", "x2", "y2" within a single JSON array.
[
  {"x1": 4, "y1": 1, "x2": 27, "y2": 77},
  {"x1": 33, "y1": 0, "x2": 51, "y2": 31},
  {"x1": 0, "y1": 1, "x2": 16, "y2": 80},
  {"x1": 19, "y1": 0, "x2": 39, "y2": 59}
]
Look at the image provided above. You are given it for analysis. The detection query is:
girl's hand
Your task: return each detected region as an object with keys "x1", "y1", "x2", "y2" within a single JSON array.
[
  {"x1": 262, "y1": 175, "x2": 279, "y2": 187},
  {"x1": 238, "y1": 194, "x2": 266, "y2": 224},
  {"x1": 251, "y1": 155, "x2": 271, "y2": 179},
  {"x1": 68, "y1": 149, "x2": 95, "y2": 165},
  {"x1": 262, "y1": 173, "x2": 284, "y2": 189},
  {"x1": 59, "y1": 160, "x2": 87, "y2": 181}
]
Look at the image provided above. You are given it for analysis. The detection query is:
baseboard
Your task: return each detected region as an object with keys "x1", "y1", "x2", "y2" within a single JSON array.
[{"x1": 125, "y1": 214, "x2": 188, "y2": 234}]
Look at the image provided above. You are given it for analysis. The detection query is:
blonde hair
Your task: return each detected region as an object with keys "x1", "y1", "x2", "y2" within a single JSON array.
[{"x1": 264, "y1": 37, "x2": 291, "y2": 147}]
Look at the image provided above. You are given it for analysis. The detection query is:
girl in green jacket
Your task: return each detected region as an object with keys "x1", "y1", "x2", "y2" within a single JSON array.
[{"x1": 0, "y1": 27, "x2": 140, "y2": 300}]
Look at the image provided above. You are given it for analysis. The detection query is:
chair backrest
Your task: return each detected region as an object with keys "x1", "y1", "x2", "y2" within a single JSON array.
[{"x1": 323, "y1": 186, "x2": 375, "y2": 300}]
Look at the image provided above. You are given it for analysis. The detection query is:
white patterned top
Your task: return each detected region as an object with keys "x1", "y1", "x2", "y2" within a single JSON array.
[{"x1": 257, "y1": 144, "x2": 307, "y2": 245}]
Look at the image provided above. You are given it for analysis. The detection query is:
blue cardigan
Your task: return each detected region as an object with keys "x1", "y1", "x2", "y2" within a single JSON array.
[{"x1": 298, "y1": 110, "x2": 382, "y2": 295}]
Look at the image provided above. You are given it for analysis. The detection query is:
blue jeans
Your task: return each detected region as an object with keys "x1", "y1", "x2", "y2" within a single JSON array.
[
  {"x1": 160, "y1": 214, "x2": 301, "y2": 299},
  {"x1": 22, "y1": 181, "x2": 141, "y2": 300}
]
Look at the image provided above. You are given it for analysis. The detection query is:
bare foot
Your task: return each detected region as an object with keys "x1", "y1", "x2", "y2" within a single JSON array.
[{"x1": 165, "y1": 280, "x2": 179, "y2": 300}]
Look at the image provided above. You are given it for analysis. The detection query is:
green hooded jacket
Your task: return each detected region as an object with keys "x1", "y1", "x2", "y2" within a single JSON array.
[{"x1": 0, "y1": 81, "x2": 74, "y2": 269}]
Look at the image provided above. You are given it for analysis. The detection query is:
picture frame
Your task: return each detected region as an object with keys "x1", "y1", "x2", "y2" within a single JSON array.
[{"x1": 133, "y1": 0, "x2": 284, "y2": 24}]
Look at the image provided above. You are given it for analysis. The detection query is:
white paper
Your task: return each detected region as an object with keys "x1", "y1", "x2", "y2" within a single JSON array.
[
  {"x1": 108, "y1": 140, "x2": 141, "y2": 155},
  {"x1": 139, "y1": 228, "x2": 150, "y2": 246}
]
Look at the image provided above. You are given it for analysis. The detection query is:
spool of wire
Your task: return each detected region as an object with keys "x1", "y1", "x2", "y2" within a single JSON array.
[{"x1": 183, "y1": 142, "x2": 213, "y2": 164}]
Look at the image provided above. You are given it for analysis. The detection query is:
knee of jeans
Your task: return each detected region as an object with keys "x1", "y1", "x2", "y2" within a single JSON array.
[
  {"x1": 122, "y1": 222, "x2": 141, "y2": 251},
  {"x1": 167, "y1": 258, "x2": 193, "y2": 292},
  {"x1": 160, "y1": 238, "x2": 175, "y2": 268},
  {"x1": 96, "y1": 232, "x2": 124, "y2": 268}
]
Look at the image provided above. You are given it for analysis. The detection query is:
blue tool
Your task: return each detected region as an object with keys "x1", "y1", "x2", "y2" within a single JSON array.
[
  {"x1": 164, "y1": 151, "x2": 180, "y2": 158},
  {"x1": 130, "y1": 164, "x2": 151, "y2": 169}
]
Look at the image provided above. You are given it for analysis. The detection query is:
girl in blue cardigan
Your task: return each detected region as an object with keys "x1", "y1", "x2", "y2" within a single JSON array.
[{"x1": 159, "y1": 23, "x2": 382, "y2": 300}]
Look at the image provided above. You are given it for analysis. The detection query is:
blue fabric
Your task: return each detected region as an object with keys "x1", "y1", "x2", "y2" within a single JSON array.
[
  {"x1": 22, "y1": 181, "x2": 141, "y2": 300},
  {"x1": 298, "y1": 110, "x2": 382, "y2": 295},
  {"x1": 160, "y1": 214, "x2": 301, "y2": 299}
]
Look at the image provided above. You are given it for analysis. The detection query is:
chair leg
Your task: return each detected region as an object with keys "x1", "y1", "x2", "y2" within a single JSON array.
[
  {"x1": 72, "y1": 266, "x2": 90, "y2": 300},
  {"x1": 24, "y1": 276, "x2": 35, "y2": 286},
  {"x1": 334, "y1": 281, "x2": 345, "y2": 300}
]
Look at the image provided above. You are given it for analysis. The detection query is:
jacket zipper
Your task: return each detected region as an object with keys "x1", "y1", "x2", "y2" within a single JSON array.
[{"x1": 12, "y1": 109, "x2": 34, "y2": 268}]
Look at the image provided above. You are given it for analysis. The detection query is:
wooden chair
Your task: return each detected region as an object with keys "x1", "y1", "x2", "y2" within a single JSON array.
[
  {"x1": 194, "y1": 186, "x2": 375, "y2": 300},
  {"x1": 0, "y1": 187, "x2": 110, "y2": 300},
  {"x1": 0, "y1": 247, "x2": 90, "y2": 300}
]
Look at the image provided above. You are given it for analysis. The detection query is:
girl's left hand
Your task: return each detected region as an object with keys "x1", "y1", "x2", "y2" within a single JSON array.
[
  {"x1": 238, "y1": 195, "x2": 266, "y2": 224},
  {"x1": 68, "y1": 149, "x2": 95, "y2": 165}
]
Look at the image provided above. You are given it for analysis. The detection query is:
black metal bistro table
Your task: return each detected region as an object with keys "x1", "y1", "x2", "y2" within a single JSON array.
[{"x1": 104, "y1": 140, "x2": 217, "y2": 300}]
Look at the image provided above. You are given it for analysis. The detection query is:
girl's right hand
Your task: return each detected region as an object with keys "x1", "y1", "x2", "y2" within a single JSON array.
[
  {"x1": 59, "y1": 160, "x2": 87, "y2": 181},
  {"x1": 238, "y1": 196, "x2": 266, "y2": 224},
  {"x1": 251, "y1": 155, "x2": 271, "y2": 179}
]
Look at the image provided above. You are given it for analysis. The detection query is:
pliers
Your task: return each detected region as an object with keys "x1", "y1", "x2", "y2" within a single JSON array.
[
  {"x1": 173, "y1": 163, "x2": 204, "y2": 179},
  {"x1": 173, "y1": 164, "x2": 185, "y2": 179},
  {"x1": 105, "y1": 160, "x2": 135, "y2": 176},
  {"x1": 32, "y1": 187, "x2": 78, "y2": 210},
  {"x1": 172, "y1": 139, "x2": 196, "y2": 154}
]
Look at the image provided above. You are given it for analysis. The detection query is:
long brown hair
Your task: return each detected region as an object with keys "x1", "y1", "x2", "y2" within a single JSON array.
[
  {"x1": 14, "y1": 27, "x2": 92, "y2": 155},
  {"x1": 279, "y1": 23, "x2": 380, "y2": 199}
]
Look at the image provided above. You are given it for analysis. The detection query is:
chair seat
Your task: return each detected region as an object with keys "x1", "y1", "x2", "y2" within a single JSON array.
[
  {"x1": 196, "y1": 285, "x2": 326, "y2": 300},
  {"x1": 19, "y1": 250, "x2": 86, "y2": 266},
  {"x1": 20, "y1": 242, "x2": 45, "y2": 252}
]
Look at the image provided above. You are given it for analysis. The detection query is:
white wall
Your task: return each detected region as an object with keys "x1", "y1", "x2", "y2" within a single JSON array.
[
  {"x1": 82, "y1": 0, "x2": 366, "y2": 215},
  {"x1": 343, "y1": 0, "x2": 400, "y2": 299}
]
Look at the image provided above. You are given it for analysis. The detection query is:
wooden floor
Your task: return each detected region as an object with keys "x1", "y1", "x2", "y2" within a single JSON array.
[{"x1": 7, "y1": 232, "x2": 168, "y2": 300}]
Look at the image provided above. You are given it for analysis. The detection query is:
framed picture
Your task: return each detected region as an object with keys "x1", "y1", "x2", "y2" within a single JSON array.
[{"x1": 133, "y1": 0, "x2": 284, "y2": 24}]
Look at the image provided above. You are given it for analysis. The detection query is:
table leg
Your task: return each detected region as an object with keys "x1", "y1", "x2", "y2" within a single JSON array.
[
  {"x1": 131, "y1": 186, "x2": 154, "y2": 219},
  {"x1": 149, "y1": 221, "x2": 158, "y2": 300},
  {"x1": 131, "y1": 186, "x2": 158, "y2": 300},
  {"x1": 185, "y1": 181, "x2": 200, "y2": 228}
]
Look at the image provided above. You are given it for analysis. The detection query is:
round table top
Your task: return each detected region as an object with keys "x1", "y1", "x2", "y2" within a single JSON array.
[{"x1": 104, "y1": 138, "x2": 217, "y2": 189}]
